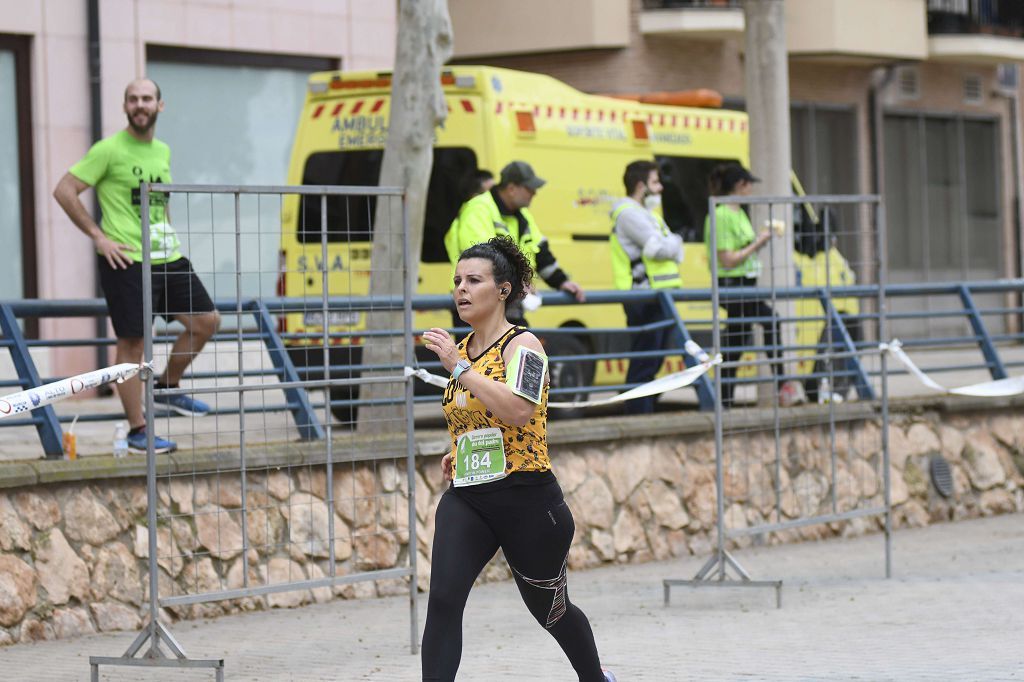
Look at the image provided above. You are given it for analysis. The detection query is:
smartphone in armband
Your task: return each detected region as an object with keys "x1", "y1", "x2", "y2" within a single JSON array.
[{"x1": 505, "y1": 345, "x2": 548, "y2": 404}]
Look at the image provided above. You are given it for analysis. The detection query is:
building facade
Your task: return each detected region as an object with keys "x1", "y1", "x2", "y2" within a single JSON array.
[
  {"x1": 0, "y1": 0, "x2": 396, "y2": 376},
  {"x1": 3, "y1": 0, "x2": 1022, "y2": 377},
  {"x1": 450, "y1": 0, "x2": 1024, "y2": 337}
]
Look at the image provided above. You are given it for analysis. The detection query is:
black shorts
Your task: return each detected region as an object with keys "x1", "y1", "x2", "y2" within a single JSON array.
[{"x1": 98, "y1": 256, "x2": 215, "y2": 338}]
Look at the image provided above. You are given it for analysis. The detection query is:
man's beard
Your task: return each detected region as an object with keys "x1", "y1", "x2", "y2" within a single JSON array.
[{"x1": 127, "y1": 109, "x2": 158, "y2": 134}]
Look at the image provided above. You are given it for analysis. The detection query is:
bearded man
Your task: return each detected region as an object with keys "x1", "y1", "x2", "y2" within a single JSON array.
[{"x1": 54, "y1": 78, "x2": 220, "y2": 453}]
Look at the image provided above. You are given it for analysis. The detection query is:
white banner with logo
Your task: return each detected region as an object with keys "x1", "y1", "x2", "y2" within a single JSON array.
[{"x1": 0, "y1": 363, "x2": 144, "y2": 419}]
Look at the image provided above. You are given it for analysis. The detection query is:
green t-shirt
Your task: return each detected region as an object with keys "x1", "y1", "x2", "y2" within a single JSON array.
[
  {"x1": 703, "y1": 205, "x2": 759, "y2": 278},
  {"x1": 70, "y1": 130, "x2": 181, "y2": 264}
]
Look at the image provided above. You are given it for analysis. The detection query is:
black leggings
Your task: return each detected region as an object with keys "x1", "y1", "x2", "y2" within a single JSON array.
[{"x1": 421, "y1": 479, "x2": 604, "y2": 681}]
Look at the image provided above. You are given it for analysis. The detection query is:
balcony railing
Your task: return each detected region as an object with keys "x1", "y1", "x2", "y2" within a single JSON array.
[
  {"x1": 928, "y1": 0, "x2": 1024, "y2": 38},
  {"x1": 642, "y1": 0, "x2": 740, "y2": 9}
]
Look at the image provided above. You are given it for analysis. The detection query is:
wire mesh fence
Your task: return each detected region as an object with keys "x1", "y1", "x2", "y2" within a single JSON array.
[
  {"x1": 91, "y1": 183, "x2": 418, "y2": 676},
  {"x1": 665, "y1": 193, "x2": 891, "y2": 605}
]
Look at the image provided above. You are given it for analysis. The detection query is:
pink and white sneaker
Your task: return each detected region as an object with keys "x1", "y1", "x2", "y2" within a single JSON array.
[{"x1": 778, "y1": 380, "x2": 806, "y2": 407}]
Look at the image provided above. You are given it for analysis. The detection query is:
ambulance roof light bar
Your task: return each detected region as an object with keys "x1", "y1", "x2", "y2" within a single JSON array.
[
  {"x1": 606, "y1": 89, "x2": 724, "y2": 109},
  {"x1": 311, "y1": 70, "x2": 465, "y2": 94}
]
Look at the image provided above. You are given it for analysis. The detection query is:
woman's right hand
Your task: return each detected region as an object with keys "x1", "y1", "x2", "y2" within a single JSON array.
[
  {"x1": 441, "y1": 453, "x2": 453, "y2": 482},
  {"x1": 423, "y1": 328, "x2": 461, "y2": 373}
]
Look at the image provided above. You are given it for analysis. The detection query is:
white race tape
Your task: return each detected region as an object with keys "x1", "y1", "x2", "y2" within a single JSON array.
[
  {"x1": 405, "y1": 340, "x2": 721, "y2": 409},
  {"x1": 0, "y1": 363, "x2": 147, "y2": 420},
  {"x1": 411, "y1": 338, "x2": 1024, "y2": 410},
  {"x1": 548, "y1": 354, "x2": 721, "y2": 409},
  {"x1": 403, "y1": 366, "x2": 450, "y2": 389},
  {"x1": 881, "y1": 340, "x2": 1024, "y2": 398}
]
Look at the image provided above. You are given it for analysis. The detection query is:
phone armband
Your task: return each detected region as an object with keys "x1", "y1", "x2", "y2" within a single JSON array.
[{"x1": 505, "y1": 345, "x2": 548, "y2": 404}]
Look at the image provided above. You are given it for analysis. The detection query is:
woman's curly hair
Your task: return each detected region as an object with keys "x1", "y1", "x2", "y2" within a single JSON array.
[{"x1": 459, "y1": 235, "x2": 534, "y2": 303}]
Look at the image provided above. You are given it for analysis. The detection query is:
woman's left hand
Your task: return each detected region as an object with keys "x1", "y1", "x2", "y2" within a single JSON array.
[{"x1": 422, "y1": 328, "x2": 461, "y2": 373}]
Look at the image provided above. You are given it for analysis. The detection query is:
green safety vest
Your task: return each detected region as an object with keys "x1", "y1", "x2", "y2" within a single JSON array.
[
  {"x1": 444, "y1": 191, "x2": 544, "y2": 274},
  {"x1": 610, "y1": 203, "x2": 683, "y2": 290}
]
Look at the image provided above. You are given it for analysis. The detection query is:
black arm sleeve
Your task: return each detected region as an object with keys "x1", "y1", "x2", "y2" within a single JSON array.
[{"x1": 534, "y1": 239, "x2": 569, "y2": 290}]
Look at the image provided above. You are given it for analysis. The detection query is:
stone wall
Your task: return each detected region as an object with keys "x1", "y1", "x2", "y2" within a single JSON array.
[{"x1": 0, "y1": 405, "x2": 1022, "y2": 645}]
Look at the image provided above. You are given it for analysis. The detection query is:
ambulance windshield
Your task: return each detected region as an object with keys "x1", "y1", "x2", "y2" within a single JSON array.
[
  {"x1": 656, "y1": 155, "x2": 740, "y2": 243},
  {"x1": 298, "y1": 147, "x2": 478, "y2": 263}
]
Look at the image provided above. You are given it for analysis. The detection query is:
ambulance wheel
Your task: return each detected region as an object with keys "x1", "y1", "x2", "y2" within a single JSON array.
[{"x1": 543, "y1": 334, "x2": 594, "y2": 421}]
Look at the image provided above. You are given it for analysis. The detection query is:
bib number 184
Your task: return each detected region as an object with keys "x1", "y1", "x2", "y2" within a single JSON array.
[
  {"x1": 453, "y1": 427, "x2": 507, "y2": 487},
  {"x1": 465, "y1": 451, "x2": 491, "y2": 471}
]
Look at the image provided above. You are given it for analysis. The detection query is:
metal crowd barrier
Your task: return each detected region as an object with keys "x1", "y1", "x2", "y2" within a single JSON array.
[
  {"x1": 653, "y1": 193, "x2": 1024, "y2": 609},
  {"x1": 88, "y1": 182, "x2": 417, "y2": 675}
]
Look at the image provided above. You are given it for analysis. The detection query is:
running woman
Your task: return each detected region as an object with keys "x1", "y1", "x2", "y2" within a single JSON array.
[{"x1": 421, "y1": 236, "x2": 615, "y2": 682}]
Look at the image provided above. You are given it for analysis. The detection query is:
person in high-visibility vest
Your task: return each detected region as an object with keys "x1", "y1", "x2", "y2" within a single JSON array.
[
  {"x1": 444, "y1": 161, "x2": 585, "y2": 327},
  {"x1": 703, "y1": 163, "x2": 804, "y2": 408},
  {"x1": 609, "y1": 160, "x2": 684, "y2": 414}
]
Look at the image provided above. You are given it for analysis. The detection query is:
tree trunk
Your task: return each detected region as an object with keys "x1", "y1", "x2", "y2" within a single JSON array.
[
  {"x1": 743, "y1": 0, "x2": 795, "y2": 402},
  {"x1": 357, "y1": 0, "x2": 452, "y2": 434},
  {"x1": 743, "y1": 0, "x2": 793, "y2": 280}
]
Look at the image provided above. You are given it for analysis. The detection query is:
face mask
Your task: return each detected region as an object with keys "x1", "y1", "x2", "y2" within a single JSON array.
[{"x1": 644, "y1": 194, "x2": 662, "y2": 211}]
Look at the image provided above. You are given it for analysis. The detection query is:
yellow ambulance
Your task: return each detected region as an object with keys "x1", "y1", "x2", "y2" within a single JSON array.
[{"x1": 280, "y1": 66, "x2": 849, "y2": 418}]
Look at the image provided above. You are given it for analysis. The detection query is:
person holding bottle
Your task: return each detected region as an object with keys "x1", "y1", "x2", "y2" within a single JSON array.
[{"x1": 704, "y1": 163, "x2": 803, "y2": 407}]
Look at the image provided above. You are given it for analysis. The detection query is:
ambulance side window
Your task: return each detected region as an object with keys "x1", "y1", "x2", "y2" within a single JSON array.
[
  {"x1": 298, "y1": 147, "x2": 478, "y2": 257},
  {"x1": 655, "y1": 155, "x2": 739, "y2": 243},
  {"x1": 422, "y1": 147, "x2": 479, "y2": 263},
  {"x1": 298, "y1": 150, "x2": 383, "y2": 244}
]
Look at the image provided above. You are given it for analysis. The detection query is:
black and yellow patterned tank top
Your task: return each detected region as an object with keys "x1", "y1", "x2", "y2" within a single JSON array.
[{"x1": 441, "y1": 326, "x2": 550, "y2": 480}]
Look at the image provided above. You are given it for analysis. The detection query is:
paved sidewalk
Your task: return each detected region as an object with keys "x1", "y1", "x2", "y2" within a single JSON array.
[{"x1": 1, "y1": 513, "x2": 1022, "y2": 681}]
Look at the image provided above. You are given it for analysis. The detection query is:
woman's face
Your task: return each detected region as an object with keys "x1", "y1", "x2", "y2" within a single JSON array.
[
  {"x1": 733, "y1": 179, "x2": 753, "y2": 196},
  {"x1": 453, "y1": 257, "x2": 509, "y2": 323}
]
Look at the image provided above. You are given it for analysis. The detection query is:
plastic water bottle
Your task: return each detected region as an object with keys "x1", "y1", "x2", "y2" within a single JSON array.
[{"x1": 113, "y1": 422, "x2": 128, "y2": 458}]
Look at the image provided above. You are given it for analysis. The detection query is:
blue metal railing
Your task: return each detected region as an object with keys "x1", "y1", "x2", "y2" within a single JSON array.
[{"x1": 2, "y1": 279, "x2": 1023, "y2": 458}]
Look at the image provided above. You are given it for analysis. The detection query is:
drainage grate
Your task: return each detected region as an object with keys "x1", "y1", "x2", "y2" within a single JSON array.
[{"x1": 930, "y1": 454, "x2": 954, "y2": 498}]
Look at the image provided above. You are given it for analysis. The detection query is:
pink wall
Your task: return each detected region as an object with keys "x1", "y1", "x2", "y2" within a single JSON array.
[{"x1": 0, "y1": 0, "x2": 396, "y2": 378}]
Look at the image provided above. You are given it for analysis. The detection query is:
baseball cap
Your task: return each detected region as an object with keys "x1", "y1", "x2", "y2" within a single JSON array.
[
  {"x1": 500, "y1": 161, "x2": 546, "y2": 191},
  {"x1": 724, "y1": 164, "x2": 760, "y2": 186}
]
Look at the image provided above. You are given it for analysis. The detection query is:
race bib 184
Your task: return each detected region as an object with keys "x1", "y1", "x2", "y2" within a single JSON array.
[{"x1": 453, "y1": 427, "x2": 507, "y2": 487}]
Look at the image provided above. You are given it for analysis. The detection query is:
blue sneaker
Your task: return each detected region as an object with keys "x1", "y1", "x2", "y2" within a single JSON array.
[
  {"x1": 153, "y1": 391, "x2": 210, "y2": 417},
  {"x1": 127, "y1": 429, "x2": 177, "y2": 454},
  {"x1": 603, "y1": 670, "x2": 618, "y2": 682}
]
